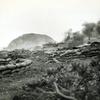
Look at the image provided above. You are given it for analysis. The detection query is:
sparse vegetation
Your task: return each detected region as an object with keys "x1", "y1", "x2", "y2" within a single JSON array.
[{"x1": 0, "y1": 20, "x2": 100, "y2": 100}]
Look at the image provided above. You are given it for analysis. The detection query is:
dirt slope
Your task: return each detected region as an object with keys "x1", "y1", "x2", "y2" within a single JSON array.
[{"x1": 0, "y1": 42, "x2": 100, "y2": 100}]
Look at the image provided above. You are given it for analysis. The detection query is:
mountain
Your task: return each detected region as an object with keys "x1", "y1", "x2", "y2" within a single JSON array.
[{"x1": 7, "y1": 33, "x2": 55, "y2": 50}]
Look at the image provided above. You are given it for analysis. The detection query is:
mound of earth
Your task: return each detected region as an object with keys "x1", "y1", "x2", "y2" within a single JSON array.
[{"x1": 7, "y1": 33, "x2": 55, "y2": 50}]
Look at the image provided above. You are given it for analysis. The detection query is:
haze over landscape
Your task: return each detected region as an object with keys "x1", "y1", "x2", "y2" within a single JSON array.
[
  {"x1": 1, "y1": 1, "x2": 100, "y2": 100},
  {"x1": 0, "y1": 0, "x2": 100, "y2": 49}
]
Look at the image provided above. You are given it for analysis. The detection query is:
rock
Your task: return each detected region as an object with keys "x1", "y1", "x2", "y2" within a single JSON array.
[
  {"x1": 0, "y1": 65, "x2": 6, "y2": 71},
  {"x1": 0, "y1": 58, "x2": 32, "y2": 77},
  {"x1": 6, "y1": 64, "x2": 16, "y2": 69},
  {"x1": 2, "y1": 70, "x2": 11, "y2": 75},
  {"x1": 12, "y1": 68, "x2": 20, "y2": 73},
  {"x1": 0, "y1": 51, "x2": 8, "y2": 59},
  {"x1": 0, "y1": 58, "x2": 11, "y2": 65},
  {"x1": 16, "y1": 59, "x2": 32, "y2": 68}
]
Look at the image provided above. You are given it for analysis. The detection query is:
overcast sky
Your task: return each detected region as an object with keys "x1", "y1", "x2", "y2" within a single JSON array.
[{"x1": 0, "y1": 0, "x2": 100, "y2": 49}]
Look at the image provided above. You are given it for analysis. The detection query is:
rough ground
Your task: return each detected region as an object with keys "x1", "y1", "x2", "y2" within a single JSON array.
[{"x1": 0, "y1": 42, "x2": 100, "y2": 100}]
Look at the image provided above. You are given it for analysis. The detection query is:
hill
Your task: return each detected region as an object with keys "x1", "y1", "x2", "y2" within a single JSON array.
[{"x1": 7, "y1": 33, "x2": 55, "y2": 50}]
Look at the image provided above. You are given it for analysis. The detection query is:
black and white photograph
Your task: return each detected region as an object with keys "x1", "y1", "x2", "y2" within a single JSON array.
[{"x1": 0, "y1": 0, "x2": 100, "y2": 100}]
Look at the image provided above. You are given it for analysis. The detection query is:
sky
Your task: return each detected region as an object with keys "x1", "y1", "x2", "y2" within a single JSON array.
[{"x1": 0, "y1": 0, "x2": 100, "y2": 49}]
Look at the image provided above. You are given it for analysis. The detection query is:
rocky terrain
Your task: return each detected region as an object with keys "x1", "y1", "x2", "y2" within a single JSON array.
[
  {"x1": 7, "y1": 33, "x2": 55, "y2": 50},
  {"x1": 0, "y1": 42, "x2": 100, "y2": 100}
]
